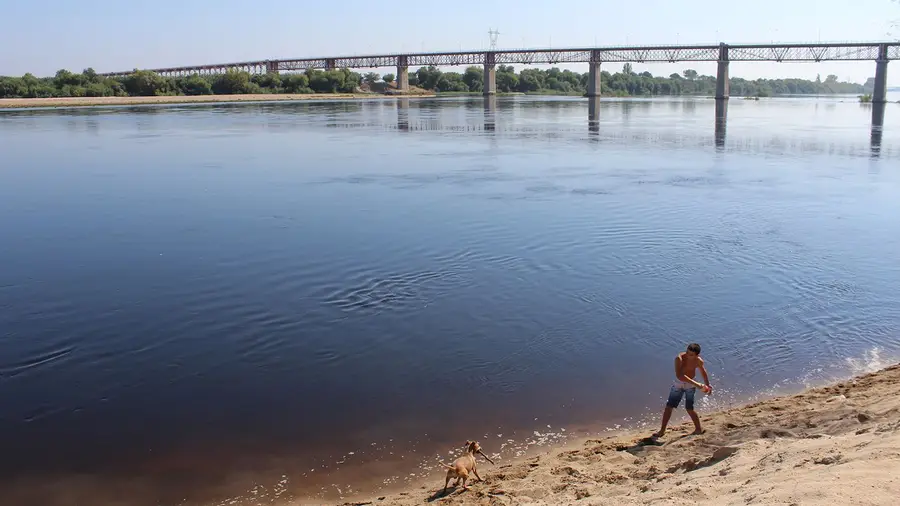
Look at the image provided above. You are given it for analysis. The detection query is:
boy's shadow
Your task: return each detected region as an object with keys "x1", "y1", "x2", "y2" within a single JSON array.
[
  {"x1": 615, "y1": 435, "x2": 665, "y2": 454},
  {"x1": 427, "y1": 483, "x2": 468, "y2": 502},
  {"x1": 617, "y1": 430, "x2": 702, "y2": 454}
]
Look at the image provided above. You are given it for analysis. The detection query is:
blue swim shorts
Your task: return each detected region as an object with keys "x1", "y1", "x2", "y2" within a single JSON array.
[{"x1": 666, "y1": 382, "x2": 697, "y2": 411}]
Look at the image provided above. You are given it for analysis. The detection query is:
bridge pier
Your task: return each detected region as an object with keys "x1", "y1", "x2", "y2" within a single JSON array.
[
  {"x1": 484, "y1": 52, "x2": 497, "y2": 95},
  {"x1": 715, "y1": 44, "x2": 730, "y2": 100},
  {"x1": 397, "y1": 56, "x2": 409, "y2": 92},
  {"x1": 587, "y1": 50, "x2": 602, "y2": 97},
  {"x1": 325, "y1": 58, "x2": 336, "y2": 71},
  {"x1": 873, "y1": 44, "x2": 889, "y2": 104},
  {"x1": 265, "y1": 61, "x2": 279, "y2": 74}
]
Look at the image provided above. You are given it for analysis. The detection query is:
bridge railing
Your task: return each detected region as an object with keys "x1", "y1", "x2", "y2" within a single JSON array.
[{"x1": 97, "y1": 41, "x2": 900, "y2": 77}]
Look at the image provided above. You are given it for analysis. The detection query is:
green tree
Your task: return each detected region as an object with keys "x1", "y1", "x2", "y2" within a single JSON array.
[
  {"x1": 683, "y1": 69, "x2": 698, "y2": 80},
  {"x1": 462, "y1": 66, "x2": 483, "y2": 92},
  {"x1": 182, "y1": 74, "x2": 213, "y2": 95},
  {"x1": 496, "y1": 67, "x2": 519, "y2": 92},
  {"x1": 415, "y1": 66, "x2": 442, "y2": 89},
  {"x1": 82, "y1": 68, "x2": 99, "y2": 84},
  {"x1": 252, "y1": 73, "x2": 282, "y2": 91},
  {"x1": 211, "y1": 70, "x2": 254, "y2": 94},
  {"x1": 363, "y1": 72, "x2": 380, "y2": 84},
  {"x1": 0, "y1": 77, "x2": 26, "y2": 98},
  {"x1": 518, "y1": 68, "x2": 545, "y2": 92},
  {"x1": 122, "y1": 70, "x2": 169, "y2": 96},
  {"x1": 54, "y1": 69, "x2": 83, "y2": 88},
  {"x1": 623, "y1": 63, "x2": 634, "y2": 75},
  {"x1": 282, "y1": 73, "x2": 310, "y2": 93},
  {"x1": 436, "y1": 72, "x2": 468, "y2": 92},
  {"x1": 382, "y1": 73, "x2": 395, "y2": 84}
]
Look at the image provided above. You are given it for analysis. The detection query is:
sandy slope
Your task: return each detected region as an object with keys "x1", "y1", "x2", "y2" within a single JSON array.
[{"x1": 345, "y1": 364, "x2": 900, "y2": 505}]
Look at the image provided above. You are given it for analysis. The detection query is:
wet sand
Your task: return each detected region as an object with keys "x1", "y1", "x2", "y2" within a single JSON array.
[
  {"x1": 0, "y1": 92, "x2": 434, "y2": 109},
  {"x1": 344, "y1": 363, "x2": 900, "y2": 505}
]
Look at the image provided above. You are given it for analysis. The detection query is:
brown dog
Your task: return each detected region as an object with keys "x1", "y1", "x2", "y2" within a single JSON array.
[{"x1": 442, "y1": 440, "x2": 495, "y2": 494}]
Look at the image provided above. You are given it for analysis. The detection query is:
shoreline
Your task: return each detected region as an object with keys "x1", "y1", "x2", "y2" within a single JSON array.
[
  {"x1": 0, "y1": 93, "x2": 435, "y2": 110},
  {"x1": 2, "y1": 92, "x2": 889, "y2": 111},
  {"x1": 338, "y1": 363, "x2": 900, "y2": 505}
]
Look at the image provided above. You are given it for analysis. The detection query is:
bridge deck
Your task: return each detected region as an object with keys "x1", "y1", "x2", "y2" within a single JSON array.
[{"x1": 99, "y1": 42, "x2": 900, "y2": 77}]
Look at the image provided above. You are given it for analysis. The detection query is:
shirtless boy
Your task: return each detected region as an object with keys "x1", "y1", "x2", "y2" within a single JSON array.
[{"x1": 653, "y1": 343, "x2": 712, "y2": 437}]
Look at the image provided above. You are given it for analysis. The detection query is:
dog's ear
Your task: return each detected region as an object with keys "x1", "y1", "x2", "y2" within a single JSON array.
[{"x1": 465, "y1": 440, "x2": 471, "y2": 445}]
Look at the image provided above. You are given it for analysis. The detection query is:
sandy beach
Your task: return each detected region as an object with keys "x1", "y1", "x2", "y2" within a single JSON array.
[
  {"x1": 0, "y1": 92, "x2": 434, "y2": 109},
  {"x1": 340, "y1": 363, "x2": 900, "y2": 506}
]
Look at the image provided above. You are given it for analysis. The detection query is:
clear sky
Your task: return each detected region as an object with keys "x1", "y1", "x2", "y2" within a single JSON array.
[{"x1": 0, "y1": 0, "x2": 897, "y2": 84}]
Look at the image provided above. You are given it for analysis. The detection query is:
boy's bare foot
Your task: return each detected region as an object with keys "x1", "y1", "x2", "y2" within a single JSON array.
[
  {"x1": 691, "y1": 429, "x2": 705, "y2": 435},
  {"x1": 652, "y1": 430, "x2": 665, "y2": 438}
]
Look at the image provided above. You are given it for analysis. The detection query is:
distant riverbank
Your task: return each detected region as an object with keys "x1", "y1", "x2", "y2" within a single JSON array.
[{"x1": 0, "y1": 93, "x2": 435, "y2": 109}]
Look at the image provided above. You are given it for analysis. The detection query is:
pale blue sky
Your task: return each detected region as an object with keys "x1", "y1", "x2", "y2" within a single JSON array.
[{"x1": 0, "y1": 0, "x2": 897, "y2": 84}]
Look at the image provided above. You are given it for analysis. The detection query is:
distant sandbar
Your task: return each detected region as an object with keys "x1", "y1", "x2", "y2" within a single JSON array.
[{"x1": 0, "y1": 93, "x2": 434, "y2": 109}]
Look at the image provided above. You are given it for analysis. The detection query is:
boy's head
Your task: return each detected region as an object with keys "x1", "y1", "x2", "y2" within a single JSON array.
[{"x1": 686, "y1": 343, "x2": 701, "y2": 356}]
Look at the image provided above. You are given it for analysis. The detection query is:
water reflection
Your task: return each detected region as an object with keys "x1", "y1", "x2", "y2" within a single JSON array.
[
  {"x1": 715, "y1": 98, "x2": 728, "y2": 150},
  {"x1": 588, "y1": 97, "x2": 601, "y2": 137},
  {"x1": 397, "y1": 98, "x2": 409, "y2": 131},
  {"x1": 871, "y1": 102, "x2": 885, "y2": 158},
  {"x1": 483, "y1": 95, "x2": 496, "y2": 132}
]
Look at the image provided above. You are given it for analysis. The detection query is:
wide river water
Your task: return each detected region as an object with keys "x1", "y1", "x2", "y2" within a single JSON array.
[{"x1": 1, "y1": 94, "x2": 900, "y2": 505}]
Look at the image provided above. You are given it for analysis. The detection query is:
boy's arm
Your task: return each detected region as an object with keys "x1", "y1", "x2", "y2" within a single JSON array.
[{"x1": 699, "y1": 361, "x2": 712, "y2": 392}]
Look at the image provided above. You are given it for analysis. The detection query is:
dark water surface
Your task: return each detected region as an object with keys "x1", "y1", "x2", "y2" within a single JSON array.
[{"x1": 1, "y1": 96, "x2": 899, "y2": 505}]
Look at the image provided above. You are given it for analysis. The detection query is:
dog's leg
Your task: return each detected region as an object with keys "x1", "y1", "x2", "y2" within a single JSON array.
[
  {"x1": 473, "y1": 465, "x2": 483, "y2": 482},
  {"x1": 443, "y1": 474, "x2": 450, "y2": 494},
  {"x1": 461, "y1": 475, "x2": 469, "y2": 490}
]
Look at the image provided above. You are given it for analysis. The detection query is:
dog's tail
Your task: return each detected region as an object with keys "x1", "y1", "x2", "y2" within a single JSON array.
[{"x1": 440, "y1": 462, "x2": 455, "y2": 469}]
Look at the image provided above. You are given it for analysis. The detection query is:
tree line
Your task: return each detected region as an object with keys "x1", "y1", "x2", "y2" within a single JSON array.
[
  {"x1": 406, "y1": 64, "x2": 864, "y2": 97},
  {"x1": 0, "y1": 68, "x2": 365, "y2": 98},
  {"x1": 0, "y1": 64, "x2": 864, "y2": 99}
]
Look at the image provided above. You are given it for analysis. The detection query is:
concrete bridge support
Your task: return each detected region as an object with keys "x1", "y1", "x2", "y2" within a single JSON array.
[
  {"x1": 265, "y1": 61, "x2": 279, "y2": 74},
  {"x1": 715, "y1": 44, "x2": 730, "y2": 100},
  {"x1": 325, "y1": 58, "x2": 336, "y2": 71},
  {"x1": 873, "y1": 44, "x2": 889, "y2": 104},
  {"x1": 397, "y1": 56, "x2": 409, "y2": 92},
  {"x1": 587, "y1": 51, "x2": 602, "y2": 97},
  {"x1": 484, "y1": 52, "x2": 497, "y2": 95}
]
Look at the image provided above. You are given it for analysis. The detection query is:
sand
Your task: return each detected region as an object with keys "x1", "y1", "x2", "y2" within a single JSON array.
[
  {"x1": 0, "y1": 92, "x2": 434, "y2": 109},
  {"x1": 340, "y1": 363, "x2": 900, "y2": 506}
]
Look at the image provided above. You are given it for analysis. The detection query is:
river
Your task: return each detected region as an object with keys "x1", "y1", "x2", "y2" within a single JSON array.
[{"x1": 1, "y1": 94, "x2": 899, "y2": 505}]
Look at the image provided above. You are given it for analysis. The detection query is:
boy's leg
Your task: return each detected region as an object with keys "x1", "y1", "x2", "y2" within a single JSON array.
[
  {"x1": 654, "y1": 386, "x2": 684, "y2": 437},
  {"x1": 685, "y1": 388, "x2": 702, "y2": 434}
]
